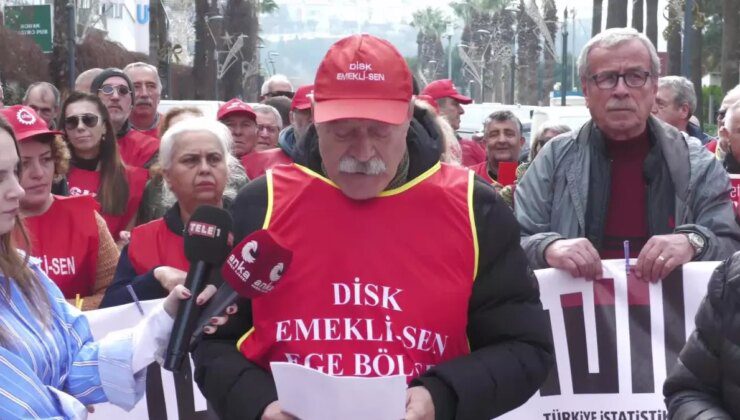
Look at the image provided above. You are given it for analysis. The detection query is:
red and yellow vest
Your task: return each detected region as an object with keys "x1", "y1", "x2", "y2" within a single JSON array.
[
  {"x1": 67, "y1": 165, "x2": 148, "y2": 241},
  {"x1": 23, "y1": 195, "x2": 99, "y2": 298},
  {"x1": 238, "y1": 163, "x2": 479, "y2": 381},
  {"x1": 128, "y1": 217, "x2": 189, "y2": 274}
]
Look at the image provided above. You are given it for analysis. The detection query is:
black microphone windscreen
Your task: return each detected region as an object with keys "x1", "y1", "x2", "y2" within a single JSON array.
[{"x1": 183, "y1": 205, "x2": 233, "y2": 264}]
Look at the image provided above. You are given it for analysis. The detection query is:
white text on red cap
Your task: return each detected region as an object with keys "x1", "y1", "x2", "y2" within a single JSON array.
[{"x1": 337, "y1": 62, "x2": 385, "y2": 82}]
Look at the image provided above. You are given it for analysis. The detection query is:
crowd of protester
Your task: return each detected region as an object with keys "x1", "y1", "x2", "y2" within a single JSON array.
[{"x1": 2, "y1": 26, "x2": 740, "y2": 419}]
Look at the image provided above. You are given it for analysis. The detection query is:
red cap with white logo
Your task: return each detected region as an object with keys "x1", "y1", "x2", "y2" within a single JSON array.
[
  {"x1": 313, "y1": 34, "x2": 412, "y2": 124},
  {"x1": 421, "y1": 79, "x2": 472, "y2": 104},
  {"x1": 217, "y1": 99, "x2": 257, "y2": 121},
  {"x1": 290, "y1": 84, "x2": 314, "y2": 111},
  {"x1": 0, "y1": 105, "x2": 61, "y2": 142}
]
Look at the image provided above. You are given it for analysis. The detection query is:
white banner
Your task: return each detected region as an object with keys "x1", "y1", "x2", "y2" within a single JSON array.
[
  {"x1": 80, "y1": 260, "x2": 719, "y2": 419},
  {"x1": 85, "y1": 299, "x2": 215, "y2": 420},
  {"x1": 500, "y1": 259, "x2": 718, "y2": 419},
  {"x1": 99, "y1": 0, "x2": 149, "y2": 54}
]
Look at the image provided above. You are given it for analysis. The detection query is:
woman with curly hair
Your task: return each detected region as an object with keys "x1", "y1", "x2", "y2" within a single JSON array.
[{"x1": 1, "y1": 105, "x2": 118, "y2": 309}]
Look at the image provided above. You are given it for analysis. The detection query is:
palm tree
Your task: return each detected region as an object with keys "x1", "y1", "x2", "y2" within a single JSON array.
[
  {"x1": 665, "y1": 0, "x2": 682, "y2": 75},
  {"x1": 606, "y1": 0, "x2": 628, "y2": 28},
  {"x1": 645, "y1": 0, "x2": 659, "y2": 48},
  {"x1": 721, "y1": 0, "x2": 740, "y2": 92},
  {"x1": 632, "y1": 0, "x2": 644, "y2": 31},
  {"x1": 410, "y1": 7, "x2": 451, "y2": 86},
  {"x1": 541, "y1": 0, "x2": 558, "y2": 104},
  {"x1": 516, "y1": 0, "x2": 540, "y2": 105},
  {"x1": 592, "y1": 0, "x2": 603, "y2": 36},
  {"x1": 449, "y1": 0, "x2": 514, "y2": 101}
]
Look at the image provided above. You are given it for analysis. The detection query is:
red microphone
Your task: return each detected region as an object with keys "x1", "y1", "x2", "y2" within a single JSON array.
[{"x1": 191, "y1": 229, "x2": 292, "y2": 343}]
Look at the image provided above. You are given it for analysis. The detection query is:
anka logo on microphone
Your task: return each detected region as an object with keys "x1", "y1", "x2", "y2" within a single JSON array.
[
  {"x1": 188, "y1": 221, "x2": 222, "y2": 238},
  {"x1": 227, "y1": 238, "x2": 287, "y2": 294}
]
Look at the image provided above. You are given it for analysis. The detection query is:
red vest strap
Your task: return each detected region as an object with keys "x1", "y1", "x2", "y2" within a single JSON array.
[{"x1": 129, "y1": 218, "x2": 189, "y2": 274}]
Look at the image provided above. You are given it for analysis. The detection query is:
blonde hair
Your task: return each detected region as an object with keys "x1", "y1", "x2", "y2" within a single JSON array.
[{"x1": 0, "y1": 117, "x2": 51, "y2": 347}]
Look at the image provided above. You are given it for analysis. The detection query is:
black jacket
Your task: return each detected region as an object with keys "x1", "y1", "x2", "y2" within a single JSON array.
[
  {"x1": 663, "y1": 253, "x2": 740, "y2": 419},
  {"x1": 192, "y1": 110, "x2": 553, "y2": 420}
]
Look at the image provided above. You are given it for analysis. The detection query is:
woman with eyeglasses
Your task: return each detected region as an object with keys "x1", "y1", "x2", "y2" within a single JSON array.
[
  {"x1": 0, "y1": 111, "x2": 232, "y2": 417},
  {"x1": 60, "y1": 92, "x2": 148, "y2": 244},
  {"x1": 1, "y1": 105, "x2": 118, "y2": 310}
]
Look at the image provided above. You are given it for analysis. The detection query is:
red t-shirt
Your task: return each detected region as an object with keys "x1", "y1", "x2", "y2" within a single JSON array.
[{"x1": 601, "y1": 133, "x2": 650, "y2": 259}]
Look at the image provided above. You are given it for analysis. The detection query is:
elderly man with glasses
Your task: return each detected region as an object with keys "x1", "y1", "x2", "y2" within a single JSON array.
[
  {"x1": 515, "y1": 27, "x2": 740, "y2": 284},
  {"x1": 90, "y1": 68, "x2": 159, "y2": 168}
]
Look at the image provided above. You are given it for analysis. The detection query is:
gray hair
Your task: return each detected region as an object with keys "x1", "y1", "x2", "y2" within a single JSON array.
[
  {"x1": 260, "y1": 74, "x2": 293, "y2": 95},
  {"x1": 577, "y1": 27, "x2": 660, "y2": 81},
  {"x1": 158, "y1": 117, "x2": 245, "y2": 207},
  {"x1": 483, "y1": 110, "x2": 523, "y2": 137},
  {"x1": 23, "y1": 82, "x2": 60, "y2": 108},
  {"x1": 658, "y1": 76, "x2": 696, "y2": 114},
  {"x1": 253, "y1": 104, "x2": 284, "y2": 130},
  {"x1": 531, "y1": 121, "x2": 571, "y2": 160},
  {"x1": 724, "y1": 99, "x2": 740, "y2": 129},
  {"x1": 124, "y1": 62, "x2": 162, "y2": 92}
]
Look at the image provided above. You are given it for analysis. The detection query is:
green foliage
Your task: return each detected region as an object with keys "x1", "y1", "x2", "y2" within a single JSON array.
[
  {"x1": 702, "y1": 85, "x2": 723, "y2": 129},
  {"x1": 411, "y1": 7, "x2": 450, "y2": 36},
  {"x1": 259, "y1": 0, "x2": 279, "y2": 14}
]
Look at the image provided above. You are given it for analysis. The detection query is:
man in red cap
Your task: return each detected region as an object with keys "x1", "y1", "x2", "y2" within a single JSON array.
[
  {"x1": 240, "y1": 85, "x2": 314, "y2": 179},
  {"x1": 195, "y1": 34, "x2": 552, "y2": 420},
  {"x1": 421, "y1": 79, "x2": 485, "y2": 167},
  {"x1": 217, "y1": 98, "x2": 259, "y2": 159}
]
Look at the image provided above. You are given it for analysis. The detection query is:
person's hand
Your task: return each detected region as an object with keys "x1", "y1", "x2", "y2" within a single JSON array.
[
  {"x1": 405, "y1": 386, "x2": 434, "y2": 420},
  {"x1": 154, "y1": 266, "x2": 187, "y2": 291},
  {"x1": 162, "y1": 284, "x2": 238, "y2": 334},
  {"x1": 635, "y1": 234, "x2": 694, "y2": 283},
  {"x1": 261, "y1": 401, "x2": 296, "y2": 420},
  {"x1": 118, "y1": 231, "x2": 131, "y2": 246},
  {"x1": 544, "y1": 238, "x2": 603, "y2": 280}
]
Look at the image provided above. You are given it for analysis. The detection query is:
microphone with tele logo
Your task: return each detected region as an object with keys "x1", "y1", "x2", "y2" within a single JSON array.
[{"x1": 163, "y1": 205, "x2": 233, "y2": 372}]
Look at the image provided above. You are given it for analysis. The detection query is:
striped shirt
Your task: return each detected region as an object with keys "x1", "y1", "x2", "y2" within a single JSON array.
[{"x1": 0, "y1": 259, "x2": 155, "y2": 419}]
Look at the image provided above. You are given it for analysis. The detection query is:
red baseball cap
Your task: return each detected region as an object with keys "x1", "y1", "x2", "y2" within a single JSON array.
[
  {"x1": 0, "y1": 105, "x2": 61, "y2": 142},
  {"x1": 313, "y1": 34, "x2": 412, "y2": 124},
  {"x1": 291, "y1": 84, "x2": 314, "y2": 111},
  {"x1": 217, "y1": 99, "x2": 257, "y2": 121},
  {"x1": 421, "y1": 79, "x2": 472, "y2": 104}
]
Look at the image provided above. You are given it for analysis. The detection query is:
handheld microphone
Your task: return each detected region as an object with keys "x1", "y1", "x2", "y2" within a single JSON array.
[
  {"x1": 163, "y1": 205, "x2": 233, "y2": 372},
  {"x1": 190, "y1": 229, "x2": 292, "y2": 344}
]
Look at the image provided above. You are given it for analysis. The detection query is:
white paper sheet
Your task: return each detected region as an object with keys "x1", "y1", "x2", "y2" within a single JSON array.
[{"x1": 270, "y1": 362, "x2": 407, "y2": 420}]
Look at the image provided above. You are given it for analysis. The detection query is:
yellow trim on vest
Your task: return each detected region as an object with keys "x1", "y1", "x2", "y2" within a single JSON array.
[
  {"x1": 292, "y1": 162, "x2": 443, "y2": 198},
  {"x1": 468, "y1": 169, "x2": 479, "y2": 280},
  {"x1": 236, "y1": 327, "x2": 255, "y2": 350},
  {"x1": 263, "y1": 169, "x2": 275, "y2": 229},
  {"x1": 379, "y1": 162, "x2": 441, "y2": 197}
]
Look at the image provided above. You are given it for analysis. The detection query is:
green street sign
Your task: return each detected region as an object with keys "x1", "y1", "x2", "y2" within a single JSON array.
[{"x1": 4, "y1": 5, "x2": 53, "y2": 53}]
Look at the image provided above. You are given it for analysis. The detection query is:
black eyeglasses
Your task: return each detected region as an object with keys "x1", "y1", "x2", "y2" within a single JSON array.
[
  {"x1": 590, "y1": 70, "x2": 651, "y2": 89},
  {"x1": 64, "y1": 114, "x2": 100, "y2": 130},
  {"x1": 99, "y1": 84, "x2": 130, "y2": 96}
]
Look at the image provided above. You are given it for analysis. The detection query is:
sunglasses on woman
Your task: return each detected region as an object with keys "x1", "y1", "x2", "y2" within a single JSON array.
[{"x1": 64, "y1": 114, "x2": 100, "y2": 130}]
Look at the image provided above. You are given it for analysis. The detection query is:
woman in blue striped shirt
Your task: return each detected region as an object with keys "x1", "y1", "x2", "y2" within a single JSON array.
[{"x1": 0, "y1": 115, "x2": 229, "y2": 418}]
